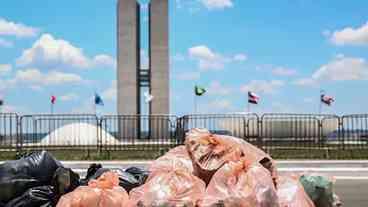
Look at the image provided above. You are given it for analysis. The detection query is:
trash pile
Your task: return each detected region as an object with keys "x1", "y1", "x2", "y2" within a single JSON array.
[{"x1": 0, "y1": 128, "x2": 342, "y2": 207}]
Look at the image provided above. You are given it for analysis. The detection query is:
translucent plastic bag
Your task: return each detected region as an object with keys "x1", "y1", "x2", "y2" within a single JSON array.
[
  {"x1": 185, "y1": 129, "x2": 243, "y2": 184},
  {"x1": 129, "y1": 170, "x2": 206, "y2": 207},
  {"x1": 148, "y1": 146, "x2": 194, "y2": 179},
  {"x1": 185, "y1": 129, "x2": 277, "y2": 184},
  {"x1": 277, "y1": 176, "x2": 315, "y2": 207},
  {"x1": 299, "y1": 174, "x2": 342, "y2": 207},
  {"x1": 56, "y1": 172, "x2": 130, "y2": 207},
  {"x1": 201, "y1": 158, "x2": 279, "y2": 207}
]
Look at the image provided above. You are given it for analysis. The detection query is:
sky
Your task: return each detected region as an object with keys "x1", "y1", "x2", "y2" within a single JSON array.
[{"x1": 0, "y1": 0, "x2": 368, "y2": 116}]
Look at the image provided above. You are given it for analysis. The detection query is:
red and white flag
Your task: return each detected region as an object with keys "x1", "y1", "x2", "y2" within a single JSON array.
[
  {"x1": 248, "y1": 92, "x2": 260, "y2": 104},
  {"x1": 51, "y1": 95, "x2": 56, "y2": 105},
  {"x1": 321, "y1": 94, "x2": 334, "y2": 106}
]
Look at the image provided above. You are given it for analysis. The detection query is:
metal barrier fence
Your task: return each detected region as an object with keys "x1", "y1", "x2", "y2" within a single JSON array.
[
  {"x1": 19, "y1": 114, "x2": 99, "y2": 150},
  {"x1": 100, "y1": 115, "x2": 178, "y2": 151},
  {"x1": 0, "y1": 113, "x2": 367, "y2": 159},
  {"x1": 0, "y1": 113, "x2": 19, "y2": 151},
  {"x1": 176, "y1": 114, "x2": 259, "y2": 146}
]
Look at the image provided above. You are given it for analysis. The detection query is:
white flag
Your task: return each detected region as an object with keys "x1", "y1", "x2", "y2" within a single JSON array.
[{"x1": 144, "y1": 92, "x2": 154, "y2": 103}]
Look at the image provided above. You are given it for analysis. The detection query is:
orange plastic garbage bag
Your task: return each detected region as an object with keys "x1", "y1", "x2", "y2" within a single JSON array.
[
  {"x1": 200, "y1": 158, "x2": 279, "y2": 207},
  {"x1": 277, "y1": 176, "x2": 315, "y2": 207},
  {"x1": 56, "y1": 172, "x2": 130, "y2": 207},
  {"x1": 129, "y1": 170, "x2": 206, "y2": 207},
  {"x1": 185, "y1": 128, "x2": 243, "y2": 184},
  {"x1": 148, "y1": 146, "x2": 194, "y2": 179},
  {"x1": 185, "y1": 128, "x2": 277, "y2": 184}
]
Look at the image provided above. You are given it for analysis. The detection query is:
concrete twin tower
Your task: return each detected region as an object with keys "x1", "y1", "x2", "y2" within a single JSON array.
[{"x1": 117, "y1": 0, "x2": 169, "y2": 116}]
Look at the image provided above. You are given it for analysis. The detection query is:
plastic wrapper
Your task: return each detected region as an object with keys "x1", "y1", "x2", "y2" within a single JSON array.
[
  {"x1": 129, "y1": 170, "x2": 206, "y2": 207},
  {"x1": 185, "y1": 128, "x2": 277, "y2": 184},
  {"x1": 56, "y1": 171, "x2": 130, "y2": 207},
  {"x1": 4, "y1": 186, "x2": 56, "y2": 207},
  {"x1": 0, "y1": 151, "x2": 62, "y2": 203},
  {"x1": 277, "y1": 176, "x2": 315, "y2": 207},
  {"x1": 201, "y1": 158, "x2": 279, "y2": 207},
  {"x1": 148, "y1": 146, "x2": 194, "y2": 179},
  {"x1": 299, "y1": 174, "x2": 342, "y2": 207},
  {"x1": 81, "y1": 165, "x2": 148, "y2": 192}
]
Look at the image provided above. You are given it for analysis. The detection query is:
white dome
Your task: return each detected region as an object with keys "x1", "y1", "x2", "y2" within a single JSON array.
[{"x1": 40, "y1": 122, "x2": 119, "y2": 146}]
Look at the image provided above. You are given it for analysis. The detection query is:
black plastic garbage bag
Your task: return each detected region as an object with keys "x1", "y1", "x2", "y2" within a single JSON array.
[
  {"x1": 4, "y1": 186, "x2": 56, "y2": 207},
  {"x1": 125, "y1": 167, "x2": 149, "y2": 184},
  {"x1": 52, "y1": 167, "x2": 80, "y2": 195},
  {"x1": 0, "y1": 151, "x2": 62, "y2": 204},
  {"x1": 80, "y1": 165, "x2": 148, "y2": 192}
]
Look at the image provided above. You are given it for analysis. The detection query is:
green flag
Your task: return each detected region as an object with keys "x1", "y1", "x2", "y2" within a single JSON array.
[{"x1": 195, "y1": 85, "x2": 206, "y2": 96}]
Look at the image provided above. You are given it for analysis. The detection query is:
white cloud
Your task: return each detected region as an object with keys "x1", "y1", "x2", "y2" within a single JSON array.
[
  {"x1": 60, "y1": 93, "x2": 79, "y2": 101},
  {"x1": 233, "y1": 53, "x2": 247, "y2": 62},
  {"x1": 200, "y1": 0, "x2": 233, "y2": 10},
  {"x1": 0, "y1": 38, "x2": 13, "y2": 48},
  {"x1": 293, "y1": 78, "x2": 318, "y2": 87},
  {"x1": 102, "y1": 80, "x2": 117, "y2": 101},
  {"x1": 0, "y1": 64, "x2": 11, "y2": 76},
  {"x1": 208, "y1": 81, "x2": 232, "y2": 95},
  {"x1": 13, "y1": 68, "x2": 83, "y2": 87},
  {"x1": 176, "y1": 72, "x2": 200, "y2": 81},
  {"x1": 294, "y1": 56, "x2": 368, "y2": 87},
  {"x1": 0, "y1": 18, "x2": 38, "y2": 38},
  {"x1": 330, "y1": 22, "x2": 368, "y2": 46},
  {"x1": 93, "y1": 54, "x2": 117, "y2": 68},
  {"x1": 240, "y1": 80, "x2": 284, "y2": 94},
  {"x1": 189, "y1": 45, "x2": 245, "y2": 71},
  {"x1": 272, "y1": 67, "x2": 297, "y2": 76},
  {"x1": 189, "y1": 45, "x2": 225, "y2": 70},
  {"x1": 312, "y1": 56, "x2": 368, "y2": 81},
  {"x1": 16, "y1": 33, "x2": 115, "y2": 69}
]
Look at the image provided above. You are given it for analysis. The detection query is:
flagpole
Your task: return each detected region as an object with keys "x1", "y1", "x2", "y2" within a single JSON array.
[
  {"x1": 194, "y1": 94, "x2": 198, "y2": 114},
  {"x1": 319, "y1": 90, "x2": 324, "y2": 115},
  {"x1": 247, "y1": 101, "x2": 250, "y2": 113}
]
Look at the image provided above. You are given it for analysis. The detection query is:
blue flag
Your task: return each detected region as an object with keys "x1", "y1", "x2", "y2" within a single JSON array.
[{"x1": 94, "y1": 93, "x2": 104, "y2": 106}]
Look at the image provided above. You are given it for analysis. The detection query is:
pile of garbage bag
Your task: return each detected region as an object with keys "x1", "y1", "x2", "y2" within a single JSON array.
[{"x1": 0, "y1": 128, "x2": 342, "y2": 207}]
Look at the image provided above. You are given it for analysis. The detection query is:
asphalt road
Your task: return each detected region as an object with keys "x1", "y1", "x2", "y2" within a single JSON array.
[
  {"x1": 334, "y1": 180, "x2": 368, "y2": 207},
  {"x1": 63, "y1": 161, "x2": 368, "y2": 207}
]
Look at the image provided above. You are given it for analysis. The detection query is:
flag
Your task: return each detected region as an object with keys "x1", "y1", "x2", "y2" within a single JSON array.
[
  {"x1": 321, "y1": 94, "x2": 334, "y2": 106},
  {"x1": 94, "y1": 93, "x2": 104, "y2": 106},
  {"x1": 51, "y1": 95, "x2": 56, "y2": 105},
  {"x1": 144, "y1": 92, "x2": 154, "y2": 103},
  {"x1": 248, "y1": 91, "x2": 260, "y2": 104},
  {"x1": 195, "y1": 85, "x2": 206, "y2": 96}
]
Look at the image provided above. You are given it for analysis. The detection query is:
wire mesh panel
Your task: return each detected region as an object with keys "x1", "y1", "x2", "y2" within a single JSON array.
[
  {"x1": 176, "y1": 114, "x2": 259, "y2": 145},
  {"x1": 100, "y1": 115, "x2": 177, "y2": 151},
  {"x1": 260, "y1": 114, "x2": 332, "y2": 151},
  {"x1": 341, "y1": 114, "x2": 368, "y2": 150},
  {"x1": 0, "y1": 113, "x2": 19, "y2": 151},
  {"x1": 19, "y1": 114, "x2": 99, "y2": 151},
  {"x1": 321, "y1": 116, "x2": 341, "y2": 149}
]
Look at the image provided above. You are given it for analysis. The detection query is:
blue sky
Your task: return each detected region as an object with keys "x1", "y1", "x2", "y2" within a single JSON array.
[{"x1": 0, "y1": 0, "x2": 368, "y2": 115}]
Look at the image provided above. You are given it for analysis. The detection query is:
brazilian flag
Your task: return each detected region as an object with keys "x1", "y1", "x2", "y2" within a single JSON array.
[{"x1": 195, "y1": 85, "x2": 206, "y2": 96}]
